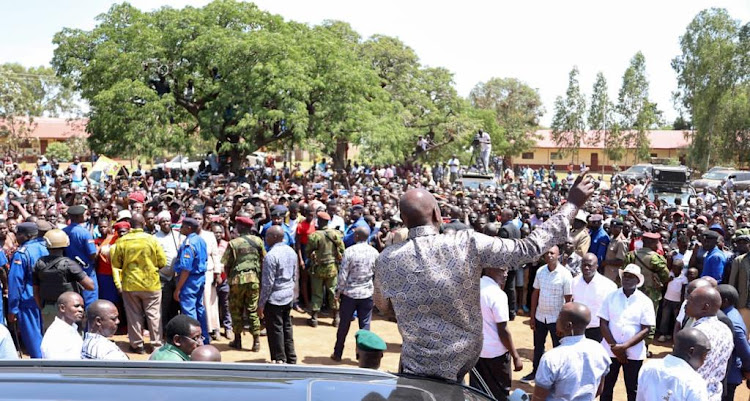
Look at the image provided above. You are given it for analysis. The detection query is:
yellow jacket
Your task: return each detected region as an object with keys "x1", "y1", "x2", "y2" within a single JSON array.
[{"x1": 110, "y1": 229, "x2": 166, "y2": 292}]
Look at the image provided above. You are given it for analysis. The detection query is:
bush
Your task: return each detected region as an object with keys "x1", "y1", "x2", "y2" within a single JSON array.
[{"x1": 45, "y1": 142, "x2": 72, "y2": 162}]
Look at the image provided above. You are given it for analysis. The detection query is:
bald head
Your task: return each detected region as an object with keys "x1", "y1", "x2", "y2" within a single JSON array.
[
  {"x1": 354, "y1": 226, "x2": 371, "y2": 243},
  {"x1": 87, "y1": 299, "x2": 116, "y2": 321},
  {"x1": 500, "y1": 209, "x2": 514, "y2": 223},
  {"x1": 190, "y1": 345, "x2": 222, "y2": 362},
  {"x1": 557, "y1": 302, "x2": 591, "y2": 334},
  {"x1": 687, "y1": 286, "x2": 722, "y2": 319},
  {"x1": 673, "y1": 327, "x2": 711, "y2": 370},
  {"x1": 130, "y1": 213, "x2": 145, "y2": 229},
  {"x1": 399, "y1": 189, "x2": 440, "y2": 229},
  {"x1": 266, "y1": 225, "x2": 284, "y2": 247},
  {"x1": 484, "y1": 222, "x2": 499, "y2": 237},
  {"x1": 686, "y1": 278, "x2": 713, "y2": 295}
]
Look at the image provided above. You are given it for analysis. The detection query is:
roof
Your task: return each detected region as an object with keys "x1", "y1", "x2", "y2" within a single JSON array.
[
  {"x1": 0, "y1": 117, "x2": 89, "y2": 140},
  {"x1": 533, "y1": 129, "x2": 691, "y2": 150}
]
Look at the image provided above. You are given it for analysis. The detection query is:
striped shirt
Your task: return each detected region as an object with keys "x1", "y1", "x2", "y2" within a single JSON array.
[
  {"x1": 81, "y1": 332, "x2": 129, "y2": 360},
  {"x1": 259, "y1": 243, "x2": 298, "y2": 307}
]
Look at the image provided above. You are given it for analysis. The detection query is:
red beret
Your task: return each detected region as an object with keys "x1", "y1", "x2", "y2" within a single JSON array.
[
  {"x1": 235, "y1": 216, "x2": 255, "y2": 227},
  {"x1": 352, "y1": 196, "x2": 364, "y2": 205},
  {"x1": 128, "y1": 192, "x2": 145, "y2": 203},
  {"x1": 113, "y1": 221, "x2": 131, "y2": 231}
]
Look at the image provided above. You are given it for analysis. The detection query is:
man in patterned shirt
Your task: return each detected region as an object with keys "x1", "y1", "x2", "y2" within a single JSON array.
[
  {"x1": 331, "y1": 226, "x2": 378, "y2": 362},
  {"x1": 81, "y1": 300, "x2": 128, "y2": 360},
  {"x1": 685, "y1": 285, "x2": 734, "y2": 401},
  {"x1": 373, "y1": 174, "x2": 594, "y2": 382}
]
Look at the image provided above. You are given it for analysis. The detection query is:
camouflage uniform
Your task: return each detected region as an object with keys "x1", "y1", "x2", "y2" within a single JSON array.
[
  {"x1": 221, "y1": 234, "x2": 265, "y2": 336},
  {"x1": 306, "y1": 228, "x2": 345, "y2": 313}
]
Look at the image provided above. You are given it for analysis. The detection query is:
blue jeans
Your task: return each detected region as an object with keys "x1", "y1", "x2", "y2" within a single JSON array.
[{"x1": 333, "y1": 295, "x2": 373, "y2": 358}]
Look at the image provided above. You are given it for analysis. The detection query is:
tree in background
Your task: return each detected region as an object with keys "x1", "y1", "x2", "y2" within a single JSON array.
[
  {"x1": 0, "y1": 63, "x2": 76, "y2": 149},
  {"x1": 45, "y1": 141, "x2": 72, "y2": 162},
  {"x1": 587, "y1": 72, "x2": 623, "y2": 163},
  {"x1": 673, "y1": 8, "x2": 750, "y2": 168},
  {"x1": 550, "y1": 66, "x2": 587, "y2": 161},
  {"x1": 615, "y1": 52, "x2": 662, "y2": 162},
  {"x1": 469, "y1": 77, "x2": 544, "y2": 158}
]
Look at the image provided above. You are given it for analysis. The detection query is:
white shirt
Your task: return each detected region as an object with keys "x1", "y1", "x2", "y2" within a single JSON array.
[
  {"x1": 328, "y1": 215, "x2": 346, "y2": 232},
  {"x1": 636, "y1": 355, "x2": 708, "y2": 401},
  {"x1": 0, "y1": 324, "x2": 18, "y2": 360},
  {"x1": 448, "y1": 158, "x2": 460, "y2": 173},
  {"x1": 200, "y1": 229, "x2": 221, "y2": 273},
  {"x1": 664, "y1": 273, "x2": 688, "y2": 302},
  {"x1": 571, "y1": 273, "x2": 617, "y2": 328},
  {"x1": 479, "y1": 132, "x2": 492, "y2": 152},
  {"x1": 41, "y1": 317, "x2": 83, "y2": 360},
  {"x1": 693, "y1": 316, "x2": 734, "y2": 401},
  {"x1": 479, "y1": 276, "x2": 509, "y2": 358},
  {"x1": 533, "y1": 264, "x2": 573, "y2": 324},
  {"x1": 597, "y1": 289, "x2": 656, "y2": 360},
  {"x1": 154, "y1": 229, "x2": 184, "y2": 268},
  {"x1": 535, "y1": 335, "x2": 611, "y2": 401}
]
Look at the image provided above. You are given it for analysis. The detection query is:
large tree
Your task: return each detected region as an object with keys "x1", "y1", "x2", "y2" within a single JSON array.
[
  {"x1": 469, "y1": 77, "x2": 544, "y2": 157},
  {"x1": 672, "y1": 8, "x2": 750, "y2": 168},
  {"x1": 615, "y1": 52, "x2": 662, "y2": 162},
  {"x1": 550, "y1": 66, "x2": 587, "y2": 160},
  {"x1": 587, "y1": 72, "x2": 622, "y2": 162},
  {"x1": 0, "y1": 63, "x2": 76, "y2": 146},
  {"x1": 52, "y1": 1, "x2": 394, "y2": 169}
]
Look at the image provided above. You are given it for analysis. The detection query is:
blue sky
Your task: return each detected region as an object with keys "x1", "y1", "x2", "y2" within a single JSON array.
[{"x1": 2, "y1": 0, "x2": 748, "y2": 126}]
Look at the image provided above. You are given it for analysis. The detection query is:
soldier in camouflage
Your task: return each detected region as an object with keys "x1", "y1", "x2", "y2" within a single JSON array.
[
  {"x1": 305, "y1": 211, "x2": 345, "y2": 328},
  {"x1": 222, "y1": 216, "x2": 266, "y2": 351}
]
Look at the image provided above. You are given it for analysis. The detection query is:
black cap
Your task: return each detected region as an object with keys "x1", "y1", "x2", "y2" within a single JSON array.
[{"x1": 17, "y1": 222, "x2": 38, "y2": 236}]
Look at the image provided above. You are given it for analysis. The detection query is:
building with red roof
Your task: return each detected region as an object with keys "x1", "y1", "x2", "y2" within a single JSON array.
[
  {"x1": 515, "y1": 129, "x2": 691, "y2": 172},
  {"x1": 0, "y1": 117, "x2": 88, "y2": 161}
]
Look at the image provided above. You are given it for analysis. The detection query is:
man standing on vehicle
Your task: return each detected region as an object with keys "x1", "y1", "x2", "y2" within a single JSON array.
[
  {"x1": 478, "y1": 129, "x2": 492, "y2": 174},
  {"x1": 448, "y1": 155, "x2": 460, "y2": 184},
  {"x1": 373, "y1": 174, "x2": 594, "y2": 382},
  {"x1": 305, "y1": 212, "x2": 345, "y2": 328},
  {"x1": 222, "y1": 217, "x2": 265, "y2": 351}
]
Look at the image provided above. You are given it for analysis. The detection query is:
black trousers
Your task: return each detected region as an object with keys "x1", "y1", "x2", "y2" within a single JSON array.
[
  {"x1": 584, "y1": 327, "x2": 603, "y2": 343},
  {"x1": 469, "y1": 353, "x2": 511, "y2": 401},
  {"x1": 504, "y1": 270, "x2": 517, "y2": 320},
  {"x1": 532, "y1": 319, "x2": 560, "y2": 374},
  {"x1": 265, "y1": 302, "x2": 297, "y2": 364},
  {"x1": 160, "y1": 279, "x2": 180, "y2": 333},
  {"x1": 600, "y1": 358, "x2": 642, "y2": 401},
  {"x1": 724, "y1": 383, "x2": 737, "y2": 401}
]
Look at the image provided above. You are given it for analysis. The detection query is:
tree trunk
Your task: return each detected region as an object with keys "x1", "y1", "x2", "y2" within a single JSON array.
[{"x1": 332, "y1": 138, "x2": 348, "y2": 170}]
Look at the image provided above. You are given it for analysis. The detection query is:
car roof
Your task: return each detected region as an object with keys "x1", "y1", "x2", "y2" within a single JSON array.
[{"x1": 0, "y1": 360, "x2": 491, "y2": 401}]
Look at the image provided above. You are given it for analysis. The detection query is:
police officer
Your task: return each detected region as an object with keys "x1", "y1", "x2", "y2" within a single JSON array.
[
  {"x1": 63, "y1": 205, "x2": 98, "y2": 308},
  {"x1": 7, "y1": 222, "x2": 49, "y2": 358},
  {"x1": 587, "y1": 214, "x2": 610, "y2": 268},
  {"x1": 32, "y1": 229, "x2": 95, "y2": 332},
  {"x1": 173, "y1": 217, "x2": 210, "y2": 344},
  {"x1": 222, "y1": 217, "x2": 265, "y2": 351},
  {"x1": 305, "y1": 212, "x2": 344, "y2": 327}
]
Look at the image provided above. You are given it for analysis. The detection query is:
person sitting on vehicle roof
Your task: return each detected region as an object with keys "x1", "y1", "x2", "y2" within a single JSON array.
[{"x1": 150, "y1": 315, "x2": 203, "y2": 362}]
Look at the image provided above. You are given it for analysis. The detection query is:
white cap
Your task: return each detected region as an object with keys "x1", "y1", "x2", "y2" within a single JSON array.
[{"x1": 117, "y1": 210, "x2": 132, "y2": 222}]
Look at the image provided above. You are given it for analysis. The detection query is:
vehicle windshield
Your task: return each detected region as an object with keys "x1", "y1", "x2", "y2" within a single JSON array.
[
  {"x1": 626, "y1": 165, "x2": 649, "y2": 173},
  {"x1": 702, "y1": 171, "x2": 732, "y2": 180},
  {"x1": 648, "y1": 186, "x2": 693, "y2": 205},
  {"x1": 461, "y1": 178, "x2": 497, "y2": 190}
]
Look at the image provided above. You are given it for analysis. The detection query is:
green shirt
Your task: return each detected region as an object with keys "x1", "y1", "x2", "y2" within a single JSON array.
[{"x1": 149, "y1": 343, "x2": 189, "y2": 361}]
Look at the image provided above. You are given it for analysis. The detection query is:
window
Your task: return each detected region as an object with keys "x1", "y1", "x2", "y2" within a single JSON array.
[
  {"x1": 650, "y1": 153, "x2": 658, "y2": 158},
  {"x1": 550, "y1": 152, "x2": 563, "y2": 160},
  {"x1": 522, "y1": 152, "x2": 534, "y2": 160}
]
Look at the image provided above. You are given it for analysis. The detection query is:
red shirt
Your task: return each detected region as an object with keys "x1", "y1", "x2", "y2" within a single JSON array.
[{"x1": 296, "y1": 220, "x2": 316, "y2": 245}]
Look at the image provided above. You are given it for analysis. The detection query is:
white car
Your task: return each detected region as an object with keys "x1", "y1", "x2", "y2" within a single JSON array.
[{"x1": 155, "y1": 155, "x2": 205, "y2": 171}]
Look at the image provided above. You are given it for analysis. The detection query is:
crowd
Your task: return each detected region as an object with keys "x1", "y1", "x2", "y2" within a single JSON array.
[{"x1": 0, "y1": 152, "x2": 749, "y2": 401}]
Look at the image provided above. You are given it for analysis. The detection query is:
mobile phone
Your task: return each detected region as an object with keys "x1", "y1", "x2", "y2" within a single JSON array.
[
  {"x1": 119, "y1": 191, "x2": 128, "y2": 198},
  {"x1": 190, "y1": 188, "x2": 199, "y2": 195},
  {"x1": 618, "y1": 209, "x2": 629, "y2": 216}
]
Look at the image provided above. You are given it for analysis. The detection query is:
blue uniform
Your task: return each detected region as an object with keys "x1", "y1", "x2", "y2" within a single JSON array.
[
  {"x1": 8, "y1": 238, "x2": 49, "y2": 358},
  {"x1": 260, "y1": 222, "x2": 295, "y2": 250},
  {"x1": 0, "y1": 251, "x2": 7, "y2": 324},
  {"x1": 701, "y1": 247, "x2": 727, "y2": 282},
  {"x1": 343, "y1": 217, "x2": 369, "y2": 247},
  {"x1": 63, "y1": 223, "x2": 98, "y2": 307},
  {"x1": 588, "y1": 227, "x2": 610, "y2": 267},
  {"x1": 174, "y1": 232, "x2": 209, "y2": 344}
]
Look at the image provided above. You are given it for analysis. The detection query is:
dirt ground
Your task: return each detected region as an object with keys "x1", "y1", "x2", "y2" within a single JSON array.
[{"x1": 109, "y1": 309, "x2": 750, "y2": 400}]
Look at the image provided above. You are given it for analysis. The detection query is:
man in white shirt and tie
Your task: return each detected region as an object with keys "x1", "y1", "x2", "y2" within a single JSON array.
[
  {"x1": 571, "y1": 253, "x2": 617, "y2": 342},
  {"x1": 41, "y1": 291, "x2": 84, "y2": 359}
]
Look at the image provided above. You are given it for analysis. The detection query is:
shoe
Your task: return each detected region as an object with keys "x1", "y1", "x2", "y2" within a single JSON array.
[
  {"x1": 129, "y1": 346, "x2": 146, "y2": 355},
  {"x1": 332, "y1": 313, "x2": 340, "y2": 328},
  {"x1": 656, "y1": 335, "x2": 668, "y2": 342},
  {"x1": 210, "y1": 331, "x2": 219, "y2": 341},
  {"x1": 308, "y1": 312, "x2": 318, "y2": 328},
  {"x1": 259, "y1": 328, "x2": 267, "y2": 337},
  {"x1": 519, "y1": 373, "x2": 535, "y2": 384},
  {"x1": 522, "y1": 305, "x2": 530, "y2": 314},
  {"x1": 293, "y1": 304, "x2": 305, "y2": 314},
  {"x1": 225, "y1": 329, "x2": 234, "y2": 340},
  {"x1": 330, "y1": 353, "x2": 342, "y2": 362},
  {"x1": 252, "y1": 335, "x2": 261, "y2": 352},
  {"x1": 229, "y1": 333, "x2": 242, "y2": 350}
]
